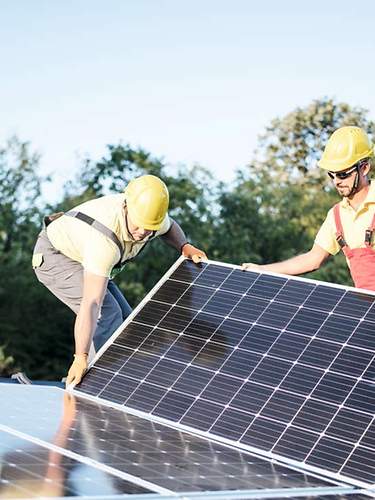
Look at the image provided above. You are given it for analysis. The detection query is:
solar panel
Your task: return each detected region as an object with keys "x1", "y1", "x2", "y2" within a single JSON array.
[
  {"x1": 2, "y1": 384, "x2": 353, "y2": 499},
  {"x1": 0, "y1": 430, "x2": 150, "y2": 498},
  {"x1": 76, "y1": 258, "x2": 375, "y2": 491}
]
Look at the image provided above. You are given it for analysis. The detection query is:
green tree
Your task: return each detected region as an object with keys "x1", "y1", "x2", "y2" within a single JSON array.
[
  {"x1": 0, "y1": 137, "x2": 44, "y2": 256},
  {"x1": 214, "y1": 98, "x2": 375, "y2": 286},
  {"x1": 0, "y1": 137, "x2": 72, "y2": 379}
]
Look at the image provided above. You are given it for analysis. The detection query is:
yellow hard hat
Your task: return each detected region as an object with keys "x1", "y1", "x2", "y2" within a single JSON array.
[
  {"x1": 318, "y1": 126, "x2": 373, "y2": 172},
  {"x1": 125, "y1": 175, "x2": 169, "y2": 230}
]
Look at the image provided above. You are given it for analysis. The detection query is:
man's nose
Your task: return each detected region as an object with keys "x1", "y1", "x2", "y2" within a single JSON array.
[{"x1": 334, "y1": 176, "x2": 342, "y2": 186}]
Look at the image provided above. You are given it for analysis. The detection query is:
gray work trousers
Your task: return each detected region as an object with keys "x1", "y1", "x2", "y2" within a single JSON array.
[{"x1": 32, "y1": 230, "x2": 132, "y2": 357}]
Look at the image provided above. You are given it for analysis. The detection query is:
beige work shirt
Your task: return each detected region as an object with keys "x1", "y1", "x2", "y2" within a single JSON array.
[{"x1": 47, "y1": 194, "x2": 171, "y2": 277}]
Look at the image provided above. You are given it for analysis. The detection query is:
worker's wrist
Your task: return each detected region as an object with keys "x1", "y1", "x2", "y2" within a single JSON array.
[
  {"x1": 180, "y1": 241, "x2": 190, "y2": 253},
  {"x1": 74, "y1": 353, "x2": 88, "y2": 359}
]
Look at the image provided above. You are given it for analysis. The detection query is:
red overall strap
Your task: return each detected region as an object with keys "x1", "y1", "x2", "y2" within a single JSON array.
[
  {"x1": 333, "y1": 203, "x2": 351, "y2": 257},
  {"x1": 333, "y1": 203, "x2": 345, "y2": 242}
]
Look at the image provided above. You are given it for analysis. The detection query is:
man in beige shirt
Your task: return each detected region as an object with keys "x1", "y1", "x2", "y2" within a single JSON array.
[{"x1": 32, "y1": 175, "x2": 206, "y2": 387}]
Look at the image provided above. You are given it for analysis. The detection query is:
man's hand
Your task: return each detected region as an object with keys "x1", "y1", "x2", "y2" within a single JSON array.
[
  {"x1": 242, "y1": 262, "x2": 262, "y2": 271},
  {"x1": 66, "y1": 353, "x2": 88, "y2": 388},
  {"x1": 182, "y1": 243, "x2": 207, "y2": 264}
]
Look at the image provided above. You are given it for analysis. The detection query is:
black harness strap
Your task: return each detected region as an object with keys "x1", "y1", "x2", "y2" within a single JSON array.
[{"x1": 65, "y1": 210, "x2": 124, "y2": 264}]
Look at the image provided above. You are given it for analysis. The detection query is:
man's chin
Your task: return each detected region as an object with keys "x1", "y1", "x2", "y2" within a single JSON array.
[{"x1": 337, "y1": 187, "x2": 350, "y2": 197}]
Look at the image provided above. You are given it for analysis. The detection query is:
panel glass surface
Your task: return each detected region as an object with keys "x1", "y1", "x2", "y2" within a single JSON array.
[
  {"x1": 77, "y1": 260, "x2": 375, "y2": 489},
  {"x1": 0, "y1": 385, "x2": 336, "y2": 495},
  {"x1": 0, "y1": 430, "x2": 149, "y2": 498}
]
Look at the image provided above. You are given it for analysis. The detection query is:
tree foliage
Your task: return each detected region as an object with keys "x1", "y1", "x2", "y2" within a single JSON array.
[
  {"x1": 217, "y1": 98, "x2": 375, "y2": 285},
  {"x1": 0, "y1": 137, "x2": 44, "y2": 257},
  {"x1": 1, "y1": 98, "x2": 373, "y2": 379},
  {"x1": 0, "y1": 138, "x2": 72, "y2": 378}
]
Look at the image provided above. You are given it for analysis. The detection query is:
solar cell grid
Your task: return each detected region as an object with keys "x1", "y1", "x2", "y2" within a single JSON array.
[
  {"x1": 77, "y1": 259, "x2": 375, "y2": 489},
  {"x1": 364, "y1": 302, "x2": 375, "y2": 322},
  {"x1": 303, "y1": 285, "x2": 345, "y2": 312},
  {"x1": 306, "y1": 437, "x2": 354, "y2": 472},
  {"x1": 173, "y1": 366, "x2": 213, "y2": 396},
  {"x1": 180, "y1": 399, "x2": 224, "y2": 431},
  {"x1": 349, "y1": 320, "x2": 375, "y2": 350},
  {"x1": 267, "y1": 331, "x2": 310, "y2": 360},
  {"x1": 3, "y1": 385, "x2": 343, "y2": 497},
  {"x1": 316, "y1": 315, "x2": 361, "y2": 343},
  {"x1": 292, "y1": 400, "x2": 337, "y2": 434},
  {"x1": 260, "y1": 391, "x2": 306, "y2": 423},
  {"x1": 362, "y1": 423, "x2": 375, "y2": 449},
  {"x1": 211, "y1": 407, "x2": 255, "y2": 441},
  {"x1": 0, "y1": 430, "x2": 151, "y2": 498},
  {"x1": 100, "y1": 374, "x2": 139, "y2": 404},
  {"x1": 273, "y1": 426, "x2": 319, "y2": 462},
  {"x1": 326, "y1": 409, "x2": 372, "y2": 443},
  {"x1": 334, "y1": 292, "x2": 374, "y2": 318}
]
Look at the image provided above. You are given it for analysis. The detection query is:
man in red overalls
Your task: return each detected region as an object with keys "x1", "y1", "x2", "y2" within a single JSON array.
[{"x1": 242, "y1": 126, "x2": 375, "y2": 291}]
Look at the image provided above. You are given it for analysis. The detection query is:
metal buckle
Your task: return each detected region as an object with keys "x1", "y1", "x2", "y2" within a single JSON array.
[
  {"x1": 336, "y1": 234, "x2": 347, "y2": 248},
  {"x1": 365, "y1": 229, "x2": 373, "y2": 246}
]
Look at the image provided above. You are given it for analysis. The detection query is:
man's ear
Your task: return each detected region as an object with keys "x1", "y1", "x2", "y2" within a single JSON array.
[{"x1": 363, "y1": 160, "x2": 372, "y2": 176}]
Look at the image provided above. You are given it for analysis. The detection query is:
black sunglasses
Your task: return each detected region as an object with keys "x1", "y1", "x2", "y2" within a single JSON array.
[{"x1": 327, "y1": 164, "x2": 359, "y2": 180}]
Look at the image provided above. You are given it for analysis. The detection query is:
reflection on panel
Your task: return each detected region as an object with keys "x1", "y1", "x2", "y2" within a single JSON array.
[
  {"x1": 0, "y1": 385, "x2": 337, "y2": 495},
  {"x1": 0, "y1": 430, "x2": 150, "y2": 498}
]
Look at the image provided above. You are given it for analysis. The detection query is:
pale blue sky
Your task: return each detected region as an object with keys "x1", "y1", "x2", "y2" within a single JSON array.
[{"x1": 1, "y1": 0, "x2": 374, "y2": 199}]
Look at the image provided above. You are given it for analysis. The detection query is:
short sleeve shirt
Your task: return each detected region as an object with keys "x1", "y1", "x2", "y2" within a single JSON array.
[
  {"x1": 47, "y1": 194, "x2": 171, "y2": 277},
  {"x1": 315, "y1": 182, "x2": 375, "y2": 255}
]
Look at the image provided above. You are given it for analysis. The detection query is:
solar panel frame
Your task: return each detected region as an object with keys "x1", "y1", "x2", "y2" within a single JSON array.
[{"x1": 75, "y1": 257, "x2": 375, "y2": 492}]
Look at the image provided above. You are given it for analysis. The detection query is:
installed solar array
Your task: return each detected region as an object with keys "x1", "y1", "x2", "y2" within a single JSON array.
[{"x1": 77, "y1": 258, "x2": 375, "y2": 490}]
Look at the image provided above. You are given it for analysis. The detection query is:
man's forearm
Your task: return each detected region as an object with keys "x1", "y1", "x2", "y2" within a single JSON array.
[
  {"x1": 261, "y1": 252, "x2": 320, "y2": 275},
  {"x1": 160, "y1": 219, "x2": 187, "y2": 251},
  {"x1": 160, "y1": 219, "x2": 208, "y2": 263},
  {"x1": 74, "y1": 302, "x2": 100, "y2": 354}
]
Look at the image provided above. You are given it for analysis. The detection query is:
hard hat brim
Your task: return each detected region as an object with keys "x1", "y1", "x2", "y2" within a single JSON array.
[{"x1": 318, "y1": 147, "x2": 373, "y2": 172}]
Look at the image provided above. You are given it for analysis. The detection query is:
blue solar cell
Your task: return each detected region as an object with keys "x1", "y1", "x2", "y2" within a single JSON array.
[
  {"x1": 298, "y1": 339, "x2": 341, "y2": 369},
  {"x1": 306, "y1": 437, "x2": 354, "y2": 472},
  {"x1": 273, "y1": 426, "x2": 319, "y2": 461},
  {"x1": 292, "y1": 399, "x2": 338, "y2": 434},
  {"x1": 180, "y1": 399, "x2": 224, "y2": 431},
  {"x1": 242, "y1": 418, "x2": 285, "y2": 451},
  {"x1": 260, "y1": 390, "x2": 305, "y2": 423},
  {"x1": 326, "y1": 409, "x2": 373, "y2": 443}
]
